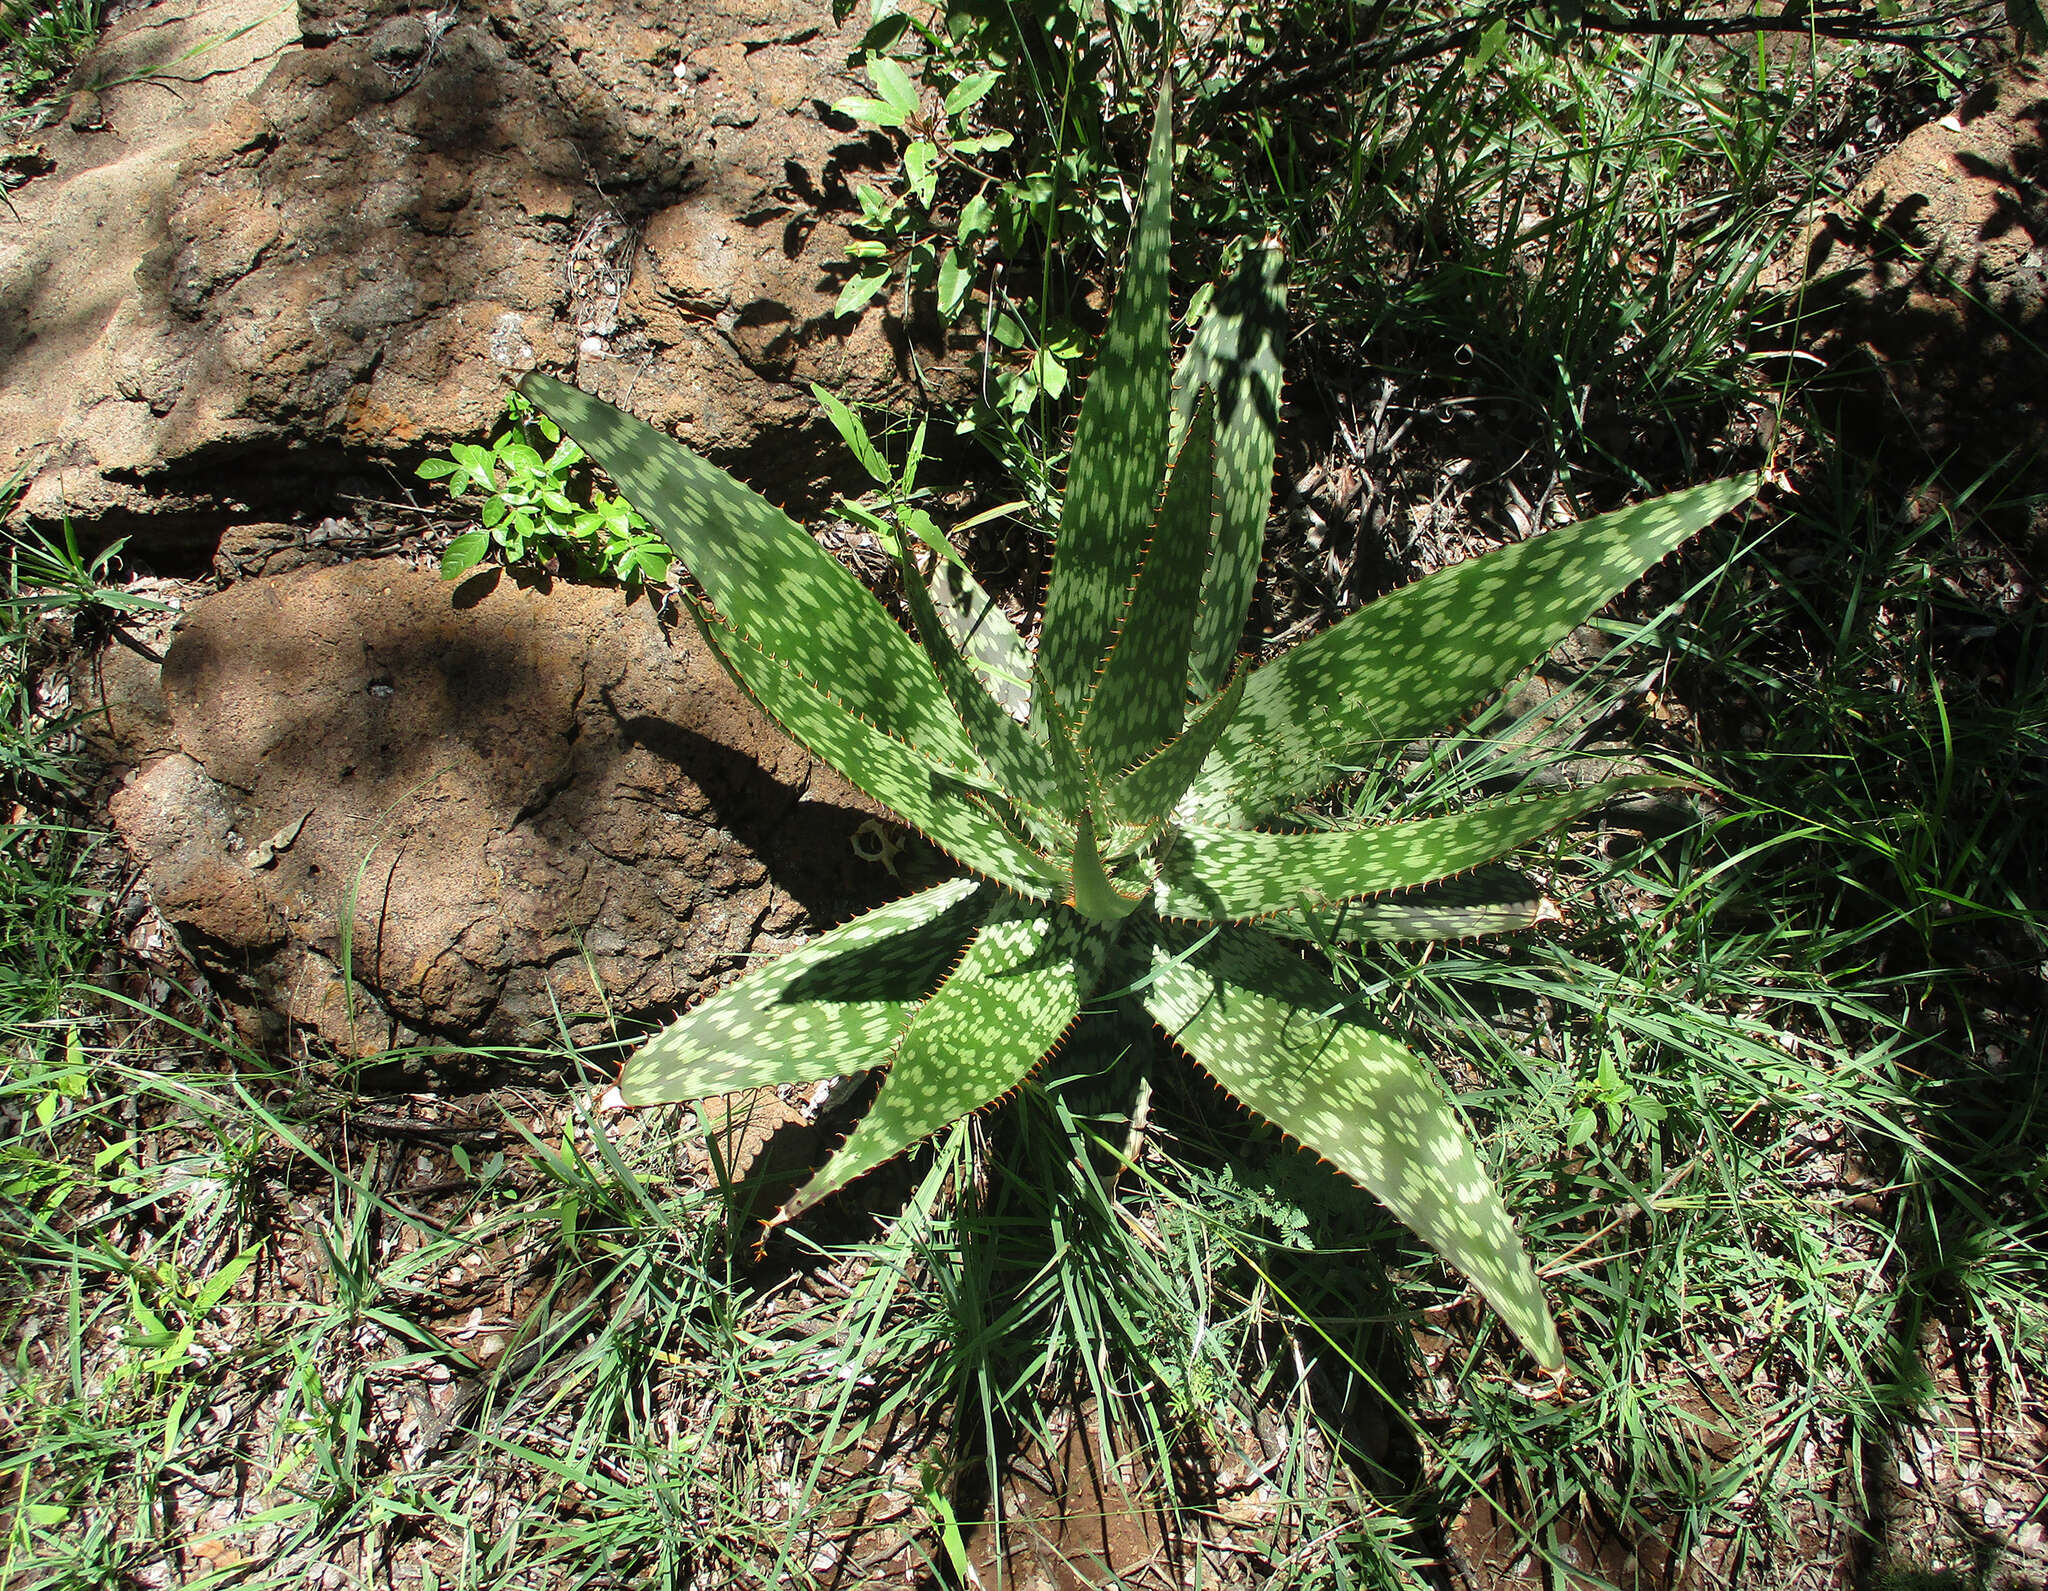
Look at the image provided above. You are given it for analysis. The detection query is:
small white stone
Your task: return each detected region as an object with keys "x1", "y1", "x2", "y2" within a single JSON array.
[{"x1": 580, "y1": 335, "x2": 605, "y2": 355}]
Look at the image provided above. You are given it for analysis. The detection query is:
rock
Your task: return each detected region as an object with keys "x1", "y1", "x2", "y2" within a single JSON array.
[
  {"x1": 97, "y1": 559, "x2": 910, "y2": 1063},
  {"x1": 2, "y1": 0, "x2": 971, "y2": 557},
  {"x1": 1795, "y1": 65, "x2": 2048, "y2": 466}
]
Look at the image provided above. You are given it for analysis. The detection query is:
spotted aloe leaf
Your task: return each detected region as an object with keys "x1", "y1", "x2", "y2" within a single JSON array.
[
  {"x1": 521, "y1": 372, "x2": 978, "y2": 774},
  {"x1": 1068, "y1": 809, "x2": 1149, "y2": 922},
  {"x1": 1173, "y1": 242, "x2": 1288, "y2": 697},
  {"x1": 700, "y1": 613, "x2": 1061, "y2": 898},
  {"x1": 929, "y1": 560, "x2": 1031, "y2": 718},
  {"x1": 1155, "y1": 775, "x2": 1684, "y2": 922},
  {"x1": 1260, "y1": 866, "x2": 1550, "y2": 945},
  {"x1": 1143, "y1": 923, "x2": 1562, "y2": 1369},
  {"x1": 1079, "y1": 394, "x2": 1217, "y2": 774},
  {"x1": 777, "y1": 903, "x2": 1106, "y2": 1221},
  {"x1": 621, "y1": 878, "x2": 989, "y2": 1105},
  {"x1": 1189, "y1": 475, "x2": 1759, "y2": 827},
  {"x1": 1033, "y1": 73, "x2": 1174, "y2": 725},
  {"x1": 895, "y1": 541, "x2": 1078, "y2": 818},
  {"x1": 1107, "y1": 665, "x2": 1246, "y2": 830}
]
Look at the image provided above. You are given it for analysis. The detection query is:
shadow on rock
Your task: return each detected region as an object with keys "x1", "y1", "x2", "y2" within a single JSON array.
[{"x1": 90, "y1": 558, "x2": 916, "y2": 1077}]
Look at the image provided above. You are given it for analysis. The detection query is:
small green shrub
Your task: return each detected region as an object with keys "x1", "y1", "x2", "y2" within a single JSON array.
[
  {"x1": 417, "y1": 393, "x2": 671, "y2": 588},
  {"x1": 826, "y1": 0, "x2": 1152, "y2": 430},
  {"x1": 523, "y1": 74, "x2": 1757, "y2": 1370}
]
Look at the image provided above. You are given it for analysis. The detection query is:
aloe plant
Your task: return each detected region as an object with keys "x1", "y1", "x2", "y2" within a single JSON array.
[{"x1": 519, "y1": 78, "x2": 1756, "y2": 1371}]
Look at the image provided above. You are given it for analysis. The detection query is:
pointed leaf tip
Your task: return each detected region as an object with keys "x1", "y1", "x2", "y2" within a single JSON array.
[
  {"x1": 1035, "y1": 69, "x2": 1177, "y2": 724},
  {"x1": 1142, "y1": 923, "x2": 1562, "y2": 1369},
  {"x1": 779, "y1": 905, "x2": 1102, "y2": 1217}
]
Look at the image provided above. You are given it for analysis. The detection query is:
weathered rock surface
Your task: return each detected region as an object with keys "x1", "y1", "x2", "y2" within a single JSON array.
[
  {"x1": 1796, "y1": 65, "x2": 2048, "y2": 465},
  {"x1": 95, "y1": 559, "x2": 907, "y2": 1061},
  {"x1": 3, "y1": 0, "x2": 965, "y2": 552}
]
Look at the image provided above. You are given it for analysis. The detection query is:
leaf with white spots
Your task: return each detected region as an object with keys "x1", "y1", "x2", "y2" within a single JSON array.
[
  {"x1": 1188, "y1": 476, "x2": 1759, "y2": 826},
  {"x1": 1106, "y1": 664, "x2": 1246, "y2": 830},
  {"x1": 1034, "y1": 72, "x2": 1174, "y2": 725},
  {"x1": 1156, "y1": 776, "x2": 1682, "y2": 922},
  {"x1": 702, "y1": 612, "x2": 1063, "y2": 898},
  {"x1": 1143, "y1": 923, "x2": 1561, "y2": 1369},
  {"x1": 1079, "y1": 394, "x2": 1217, "y2": 774},
  {"x1": 778, "y1": 903, "x2": 1105, "y2": 1219},
  {"x1": 520, "y1": 372, "x2": 977, "y2": 771},
  {"x1": 620, "y1": 878, "x2": 989, "y2": 1106},
  {"x1": 1260, "y1": 866, "x2": 1548, "y2": 944},
  {"x1": 1174, "y1": 243, "x2": 1287, "y2": 698},
  {"x1": 896, "y1": 542, "x2": 1079, "y2": 818},
  {"x1": 930, "y1": 559, "x2": 1032, "y2": 718}
]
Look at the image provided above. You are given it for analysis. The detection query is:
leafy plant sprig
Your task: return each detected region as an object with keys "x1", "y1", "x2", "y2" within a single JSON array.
[
  {"x1": 521, "y1": 72, "x2": 1757, "y2": 1371},
  {"x1": 417, "y1": 394, "x2": 672, "y2": 588},
  {"x1": 827, "y1": 14, "x2": 1130, "y2": 422}
]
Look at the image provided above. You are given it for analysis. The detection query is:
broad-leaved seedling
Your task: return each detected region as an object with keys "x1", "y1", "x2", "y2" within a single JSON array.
[{"x1": 520, "y1": 77, "x2": 1756, "y2": 1369}]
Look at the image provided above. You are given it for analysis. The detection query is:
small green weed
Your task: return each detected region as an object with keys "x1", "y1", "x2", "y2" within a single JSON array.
[
  {"x1": 0, "y1": 0, "x2": 100, "y2": 104},
  {"x1": 417, "y1": 393, "x2": 672, "y2": 588}
]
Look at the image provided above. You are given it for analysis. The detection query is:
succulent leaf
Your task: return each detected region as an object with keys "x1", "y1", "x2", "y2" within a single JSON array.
[
  {"x1": 779, "y1": 903, "x2": 1103, "y2": 1218},
  {"x1": 1080, "y1": 394, "x2": 1218, "y2": 773},
  {"x1": 1033, "y1": 682, "x2": 1109, "y2": 817},
  {"x1": 1107, "y1": 664, "x2": 1247, "y2": 830},
  {"x1": 1069, "y1": 809, "x2": 1150, "y2": 923},
  {"x1": 896, "y1": 543, "x2": 1079, "y2": 817},
  {"x1": 1174, "y1": 243, "x2": 1288, "y2": 697},
  {"x1": 620, "y1": 878, "x2": 989, "y2": 1105},
  {"x1": 1034, "y1": 74, "x2": 1174, "y2": 724},
  {"x1": 1259, "y1": 866, "x2": 1549, "y2": 944},
  {"x1": 1142, "y1": 923, "x2": 1562, "y2": 1369},
  {"x1": 1156, "y1": 775, "x2": 1683, "y2": 922},
  {"x1": 702, "y1": 612, "x2": 1062, "y2": 897},
  {"x1": 929, "y1": 560, "x2": 1032, "y2": 718},
  {"x1": 520, "y1": 372, "x2": 977, "y2": 771},
  {"x1": 1188, "y1": 476, "x2": 1759, "y2": 826}
]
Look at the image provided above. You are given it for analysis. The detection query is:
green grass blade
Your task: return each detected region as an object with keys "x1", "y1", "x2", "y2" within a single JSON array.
[
  {"x1": 1259, "y1": 866, "x2": 1549, "y2": 944},
  {"x1": 620, "y1": 878, "x2": 988, "y2": 1105},
  {"x1": 1158, "y1": 777, "x2": 1682, "y2": 922},
  {"x1": 1142, "y1": 923, "x2": 1562, "y2": 1369},
  {"x1": 1176, "y1": 243, "x2": 1288, "y2": 697},
  {"x1": 703, "y1": 612, "x2": 1062, "y2": 897},
  {"x1": 1079, "y1": 394, "x2": 1217, "y2": 773},
  {"x1": 895, "y1": 544, "x2": 1079, "y2": 817},
  {"x1": 1107, "y1": 664, "x2": 1246, "y2": 830},
  {"x1": 930, "y1": 560, "x2": 1031, "y2": 718},
  {"x1": 778, "y1": 904, "x2": 1101, "y2": 1220},
  {"x1": 520, "y1": 372, "x2": 975, "y2": 769},
  {"x1": 1034, "y1": 72, "x2": 1174, "y2": 723},
  {"x1": 1188, "y1": 476, "x2": 1758, "y2": 825}
]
